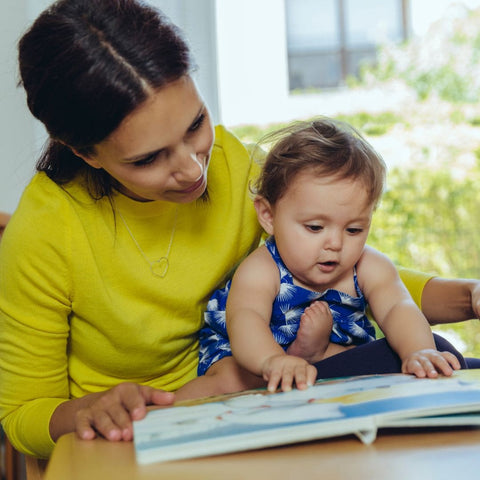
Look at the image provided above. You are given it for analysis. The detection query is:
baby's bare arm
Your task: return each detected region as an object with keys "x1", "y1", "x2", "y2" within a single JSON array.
[
  {"x1": 226, "y1": 247, "x2": 285, "y2": 376},
  {"x1": 358, "y1": 247, "x2": 446, "y2": 369}
]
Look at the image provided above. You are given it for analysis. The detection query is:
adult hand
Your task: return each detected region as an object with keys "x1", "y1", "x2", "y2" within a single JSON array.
[
  {"x1": 262, "y1": 354, "x2": 316, "y2": 393},
  {"x1": 421, "y1": 277, "x2": 480, "y2": 324},
  {"x1": 69, "y1": 383, "x2": 174, "y2": 442},
  {"x1": 401, "y1": 349, "x2": 460, "y2": 378},
  {"x1": 470, "y1": 280, "x2": 480, "y2": 319}
]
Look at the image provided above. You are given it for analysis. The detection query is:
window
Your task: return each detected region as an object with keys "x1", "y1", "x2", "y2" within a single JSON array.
[{"x1": 286, "y1": 0, "x2": 409, "y2": 90}]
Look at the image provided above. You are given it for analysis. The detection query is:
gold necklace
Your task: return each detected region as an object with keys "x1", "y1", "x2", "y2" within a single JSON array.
[{"x1": 118, "y1": 208, "x2": 179, "y2": 278}]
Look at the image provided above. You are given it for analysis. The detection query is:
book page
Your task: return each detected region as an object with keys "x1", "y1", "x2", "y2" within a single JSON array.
[{"x1": 134, "y1": 371, "x2": 480, "y2": 464}]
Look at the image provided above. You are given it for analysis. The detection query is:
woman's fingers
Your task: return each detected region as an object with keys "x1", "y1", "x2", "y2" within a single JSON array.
[{"x1": 75, "y1": 383, "x2": 175, "y2": 441}]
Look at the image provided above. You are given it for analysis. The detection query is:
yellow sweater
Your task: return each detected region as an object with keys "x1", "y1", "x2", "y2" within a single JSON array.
[
  {"x1": 0, "y1": 125, "x2": 432, "y2": 458},
  {"x1": 0, "y1": 126, "x2": 263, "y2": 458}
]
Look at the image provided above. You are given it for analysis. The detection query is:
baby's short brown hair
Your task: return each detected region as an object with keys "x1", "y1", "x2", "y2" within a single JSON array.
[{"x1": 253, "y1": 117, "x2": 386, "y2": 208}]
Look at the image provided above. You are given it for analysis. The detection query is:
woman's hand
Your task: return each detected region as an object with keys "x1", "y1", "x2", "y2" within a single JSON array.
[
  {"x1": 51, "y1": 382, "x2": 175, "y2": 443},
  {"x1": 401, "y1": 349, "x2": 461, "y2": 378},
  {"x1": 421, "y1": 277, "x2": 480, "y2": 324},
  {"x1": 262, "y1": 354, "x2": 317, "y2": 393},
  {"x1": 76, "y1": 383, "x2": 175, "y2": 441},
  {"x1": 470, "y1": 281, "x2": 480, "y2": 319}
]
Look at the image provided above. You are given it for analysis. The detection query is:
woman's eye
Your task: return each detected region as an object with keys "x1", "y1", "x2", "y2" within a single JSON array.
[
  {"x1": 189, "y1": 113, "x2": 205, "y2": 132},
  {"x1": 133, "y1": 153, "x2": 158, "y2": 167}
]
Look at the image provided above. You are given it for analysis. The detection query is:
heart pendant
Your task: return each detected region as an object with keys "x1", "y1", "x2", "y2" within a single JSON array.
[{"x1": 150, "y1": 257, "x2": 169, "y2": 278}]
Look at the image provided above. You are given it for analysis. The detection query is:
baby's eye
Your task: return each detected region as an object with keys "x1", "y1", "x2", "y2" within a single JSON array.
[
  {"x1": 306, "y1": 225, "x2": 323, "y2": 232},
  {"x1": 346, "y1": 227, "x2": 363, "y2": 235}
]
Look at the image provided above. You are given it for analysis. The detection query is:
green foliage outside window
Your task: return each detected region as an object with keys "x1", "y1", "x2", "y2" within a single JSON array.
[
  {"x1": 369, "y1": 160, "x2": 480, "y2": 357},
  {"x1": 357, "y1": 8, "x2": 480, "y2": 104}
]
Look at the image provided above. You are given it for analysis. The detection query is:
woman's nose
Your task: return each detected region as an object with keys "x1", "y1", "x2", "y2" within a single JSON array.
[
  {"x1": 173, "y1": 148, "x2": 204, "y2": 182},
  {"x1": 190, "y1": 153, "x2": 205, "y2": 181}
]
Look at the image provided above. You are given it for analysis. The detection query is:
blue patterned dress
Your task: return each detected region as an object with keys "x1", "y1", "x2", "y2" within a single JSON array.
[{"x1": 198, "y1": 237, "x2": 376, "y2": 375}]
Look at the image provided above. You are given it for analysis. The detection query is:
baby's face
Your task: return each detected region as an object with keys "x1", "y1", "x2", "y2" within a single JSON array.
[{"x1": 269, "y1": 172, "x2": 373, "y2": 291}]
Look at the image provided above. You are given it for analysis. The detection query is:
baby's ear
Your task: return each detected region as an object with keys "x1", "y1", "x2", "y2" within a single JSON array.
[{"x1": 254, "y1": 196, "x2": 274, "y2": 235}]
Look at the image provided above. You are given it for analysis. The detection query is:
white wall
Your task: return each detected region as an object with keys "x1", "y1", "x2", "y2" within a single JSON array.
[
  {"x1": 0, "y1": 0, "x2": 50, "y2": 214},
  {"x1": 153, "y1": 0, "x2": 219, "y2": 124},
  {"x1": 215, "y1": 0, "x2": 289, "y2": 127}
]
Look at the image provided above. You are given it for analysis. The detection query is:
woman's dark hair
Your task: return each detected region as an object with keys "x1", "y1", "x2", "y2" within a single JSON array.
[{"x1": 18, "y1": 0, "x2": 195, "y2": 198}]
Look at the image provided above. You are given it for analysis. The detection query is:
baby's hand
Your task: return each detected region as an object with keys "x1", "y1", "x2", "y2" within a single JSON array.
[
  {"x1": 401, "y1": 349, "x2": 461, "y2": 378},
  {"x1": 261, "y1": 354, "x2": 317, "y2": 392}
]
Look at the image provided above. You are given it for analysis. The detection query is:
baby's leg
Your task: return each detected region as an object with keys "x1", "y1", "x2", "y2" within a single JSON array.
[
  {"x1": 175, "y1": 356, "x2": 266, "y2": 401},
  {"x1": 287, "y1": 301, "x2": 333, "y2": 364}
]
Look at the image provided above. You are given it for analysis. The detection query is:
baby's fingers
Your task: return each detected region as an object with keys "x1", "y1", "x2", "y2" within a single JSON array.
[
  {"x1": 280, "y1": 366, "x2": 295, "y2": 392},
  {"x1": 403, "y1": 350, "x2": 461, "y2": 379},
  {"x1": 432, "y1": 351, "x2": 461, "y2": 375},
  {"x1": 402, "y1": 357, "x2": 433, "y2": 378},
  {"x1": 280, "y1": 364, "x2": 316, "y2": 392},
  {"x1": 265, "y1": 369, "x2": 282, "y2": 393},
  {"x1": 420, "y1": 352, "x2": 458, "y2": 378},
  {"x1": 292, "y1": 365, "x2": 316, "y2": 391}
]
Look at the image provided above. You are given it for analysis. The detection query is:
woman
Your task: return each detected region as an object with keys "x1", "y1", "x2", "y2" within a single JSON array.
[{"x1": 0, "y1": 0, "x2": 478, "y2": 459}]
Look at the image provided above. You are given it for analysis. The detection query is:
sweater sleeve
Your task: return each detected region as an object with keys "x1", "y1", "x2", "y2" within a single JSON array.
[
  {"x1": 0, "y1": 176, "x2": 72, "y2": 458},
  {"x1": 398, "y1": 267, "x2": 434, "y2": 309}
]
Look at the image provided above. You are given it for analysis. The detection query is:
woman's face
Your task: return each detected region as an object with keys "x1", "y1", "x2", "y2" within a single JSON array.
[{"x1": 82, "y1": 75, "x2": 215, "y2": 203}]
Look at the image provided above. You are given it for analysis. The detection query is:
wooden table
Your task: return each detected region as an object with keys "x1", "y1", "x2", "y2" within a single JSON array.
[{"x1": 44, "y1": 427, "x2": 480, "y2": 480}]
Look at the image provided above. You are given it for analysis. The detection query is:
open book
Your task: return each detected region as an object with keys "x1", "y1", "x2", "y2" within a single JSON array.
[{"x1": 133, "y1": 370, "x2": 480, "y2": 464}]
